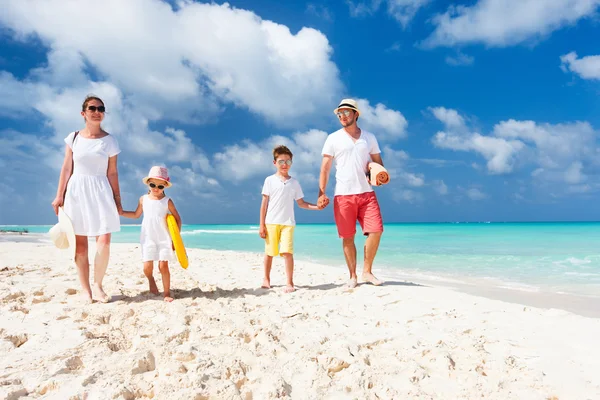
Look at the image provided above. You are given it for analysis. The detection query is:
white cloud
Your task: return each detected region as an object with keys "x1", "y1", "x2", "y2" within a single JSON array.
[
  {"x1": 560, "y1": 51, "x2": 600, "y2": 80},
  {"x1": 429, "y1": 106, "x2": 466, "y2": 129},
  {"x1": 422, "y1": 0, "x2": 600, "y2": 48},
  {"x1": 493, "y1": 119, "x2": 597, "y2": 171},
  {"x1": 445, "y1": 51, "x2": 475, "y2": 66},
  {"x1": 466, "y1": 187, "x2": 487, "y2": 200},
  {"x1": 430, "y1": 107, "x2": 525, "y2": 174},
  {"x1": 347, "y1": 0, "x2": 430, "y2": 27},
  {"x1": 393, "y1": 189, "x2": 423, "y2": 203},
  {"x1": 431, "y1": 107, "x2": 600, "y2": 189},
  {"x1": 357, "y1": 98, "x2": 408, "y2": 141},
  {"x1": 0, "y1": 0, "x2": 343, "y2": 127},
  {"x1": 213, "y1": 129, "x2": 329, "y2": 184},
  {"x1": 306, "y1": 4, "x2": 333, "y2": 21},
  {"x1": 386, "y1": 0, "x2": 432, "y2": 27},
  {"x1": 433, "y1": 180, "x2": 448, "y2": 195}
]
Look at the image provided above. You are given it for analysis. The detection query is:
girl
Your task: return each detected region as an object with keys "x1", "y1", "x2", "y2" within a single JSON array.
[
  {"x1": 122, "y1": 166, "x2": 182, "y2": 302},
  {"x1": 52, "y1": 95, "x2": 122, "y2": 304}
]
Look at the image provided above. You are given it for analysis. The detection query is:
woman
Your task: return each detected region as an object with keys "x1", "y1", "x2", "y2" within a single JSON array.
[{"x1": 52, "y1": 95, "x2": 123, "y2": 303}]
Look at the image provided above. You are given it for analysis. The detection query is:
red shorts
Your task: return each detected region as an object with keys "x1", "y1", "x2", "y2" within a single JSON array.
[{"x1": 333, "y1": 192, "x2": 383, "y2": 239}]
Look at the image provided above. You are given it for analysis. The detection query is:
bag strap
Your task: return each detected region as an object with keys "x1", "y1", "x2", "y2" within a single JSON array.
[{"x1": 71, "y1": 131, "x2": 79, "y2": 172}]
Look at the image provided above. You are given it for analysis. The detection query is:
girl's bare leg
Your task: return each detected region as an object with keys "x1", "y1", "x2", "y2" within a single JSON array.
[
  {"x1": 158, "y1": 261, "x2": 173, "y2": 302},
  {"x1": 143, "y1": 261, "x2": 159, "y2": 295}
]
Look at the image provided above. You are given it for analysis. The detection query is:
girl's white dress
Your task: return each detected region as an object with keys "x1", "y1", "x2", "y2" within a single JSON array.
[
  {"x1": 63, "y1": 131, "x2": 121, "y2": 236},
  {"x1": 140, "y1": 195, "x2": 174, "y2": 262}
]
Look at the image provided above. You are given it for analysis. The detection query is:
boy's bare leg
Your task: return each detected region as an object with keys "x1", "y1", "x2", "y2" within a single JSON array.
[
  {"x1": 362, "y1": 232, "x2": 383, "y2": 285},
  {"x1": 342, "y1": 236, "x2": 358, "y2": 288},
  {"x1": 74, "y1": 235, "x2": 92, "y2": 303},
  {"x1": 143, "y1": 261, "x2": 159, "y2": 295},
  {"x1": 282, "y1": 253, "x2": 295, "y2": 293},
  {"x1": 262, "y1": 254, "x2": 273, "y2": 288},
  {"x1": 158, "y1": 261, "x2": 173, "y2": 302},
  {"x1": 92, "y1": 234, "x2": 111, "y2": 303}
]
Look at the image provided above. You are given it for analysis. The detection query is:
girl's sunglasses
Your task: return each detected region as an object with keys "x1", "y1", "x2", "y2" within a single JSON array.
[
  {"x1": 87, "y1": 106, "x2": 106, "y2": 113},
  {"x1": 148, "y1": 183, "x2": 165, "y2": 190}
]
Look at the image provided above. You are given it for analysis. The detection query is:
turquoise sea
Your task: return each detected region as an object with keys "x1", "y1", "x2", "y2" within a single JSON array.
[{"x1": 3, "y1": 222, "x2": 600, "y2": 298}]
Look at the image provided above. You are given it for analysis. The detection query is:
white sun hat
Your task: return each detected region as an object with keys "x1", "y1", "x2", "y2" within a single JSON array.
[
  {"x1": 333, "y1": 98, "x2": 361, "y2": 116},
  {"x1": 49, "y1": 207, "x2": 76, "y2": 259}
]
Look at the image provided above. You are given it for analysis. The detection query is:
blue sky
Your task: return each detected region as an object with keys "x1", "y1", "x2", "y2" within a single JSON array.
[{"x1": 1, "y1": 0, "x2": 600, "y2": 225}]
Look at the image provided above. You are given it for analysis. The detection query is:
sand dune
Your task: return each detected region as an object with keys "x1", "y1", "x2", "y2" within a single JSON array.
[{"x1": 1, "y1": 241, "x2": 599, "y2": 399}]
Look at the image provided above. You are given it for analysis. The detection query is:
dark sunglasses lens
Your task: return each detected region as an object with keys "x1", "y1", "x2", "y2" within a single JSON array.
[
  {"x1": 149, "y1": 183, "x2": 165, "y2": 189},
  {"x1": 157, "y1": 185, "x2": 164, "y2": 190},
  {"x1": 149, "y1": 183, "x2": 156, "y2": 188},
  {"x1": 88, "y1": 106, "x2": 105, "y2": 112}
]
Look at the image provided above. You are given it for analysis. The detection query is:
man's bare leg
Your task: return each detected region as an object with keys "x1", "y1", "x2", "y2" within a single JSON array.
[
  {"x1": 262, "y1": 254, "x2": 273, "y2": 289},
  {"x1": 281, "y1": 253, "x2": 295, "y2": 293},
  {"x1": 74, "y1": 235, "x2": 92, "y2": 303},
  {"x1": 92, "y1": 234, "x2": 111, "y2": 303},
  {"x1": 362, "y1": 232, "x2": 383, "y2": 285},
  {"x1": 342, "y1": 236, "x2": 358, "y2": 288}
]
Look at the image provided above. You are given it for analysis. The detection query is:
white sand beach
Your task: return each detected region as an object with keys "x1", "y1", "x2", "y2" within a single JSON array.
[{"x1": 1, "y1": 239, "x2": 600, "y2": 399}]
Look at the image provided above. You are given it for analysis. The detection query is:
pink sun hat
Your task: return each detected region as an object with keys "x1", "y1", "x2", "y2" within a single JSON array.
[{"x1": 142, "y1": 166, "x2": 172, "y2": 187}]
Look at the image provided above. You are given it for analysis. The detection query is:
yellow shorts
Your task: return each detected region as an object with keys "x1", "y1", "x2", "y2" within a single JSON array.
[{"x1": 265, "y1": 224, "x2": 294, "y2": 257}]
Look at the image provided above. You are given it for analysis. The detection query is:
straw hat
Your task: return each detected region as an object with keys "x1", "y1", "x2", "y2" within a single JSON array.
[
  {"x1": 333, "y1": 98, "x2": 360, "y2": 116},
  {"x1": 49, "y1": 207, "x2": 76, "y2": 259},
  {"x1": 142, "y1": 166, "x2": 172, "y2": 187}
]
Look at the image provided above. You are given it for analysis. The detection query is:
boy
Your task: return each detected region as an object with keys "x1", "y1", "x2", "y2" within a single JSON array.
[{"x1": 259, "y1": 145, "x2": 320, "y2": 293}]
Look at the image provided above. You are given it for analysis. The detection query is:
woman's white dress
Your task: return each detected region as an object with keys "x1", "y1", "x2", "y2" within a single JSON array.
[
  {"x1": 63, "y1": 131, "x2": 121, "y2": 236},
  {"x1": 140, "y1": 195, "x2": 174, "y2": 262}
]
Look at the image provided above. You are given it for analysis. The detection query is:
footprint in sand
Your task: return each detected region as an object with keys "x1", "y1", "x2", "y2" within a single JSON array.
[
  {"x1": 9, "y1": 305, "x2": 29, "y2": 314},
  {"x1": 65, "y1": 288, "x2": 77, "y2": 295},
  {"x1": 5, "y1": 333, "x2": 29, "y2": 348},
  {"x1": 32, "y1": 296, "x2": 52, "y2": 304}
]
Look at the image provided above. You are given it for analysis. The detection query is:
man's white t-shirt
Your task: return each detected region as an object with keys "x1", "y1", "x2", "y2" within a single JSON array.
[
  {"x1": 262, "y1": 174, "x2": 304, "y2": 226},
  {"x1": 321, "y1": 128, "x2": 381, "y2": 196}
]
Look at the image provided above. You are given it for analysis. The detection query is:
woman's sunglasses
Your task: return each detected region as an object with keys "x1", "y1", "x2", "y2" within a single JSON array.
[
  {"x1": 87, "y1": 106, "x2": 106, "y2": 113},
  {"x1": 148, "y1": 183, "x2": 165, "y2": 190}
]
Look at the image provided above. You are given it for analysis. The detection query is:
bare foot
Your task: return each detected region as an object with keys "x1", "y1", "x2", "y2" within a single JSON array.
[
  {"x1": 261, "y1": 279, "x2": 271, "y2": 289},
  {"x1": 284, "y1": 285, "x2": 296, "y2": 293},
  {"x1": 164, "y1": 295, "x2": 174, "y2": 302},
  {"x1": 148, "y1": 278, "x2": 159, "y2": 295},
  {"x1": 362, "y1": 273, "x2": 384, "y2": 286},
  {"x1": 346, "y1": 278, "x2": 358, "y2": 288},
  {"x1": 92, "y1": 284, "x2": 110, "y2": 303},
  {"x1": 81, "y1": 291, "x2": 93, "y2": 304}
]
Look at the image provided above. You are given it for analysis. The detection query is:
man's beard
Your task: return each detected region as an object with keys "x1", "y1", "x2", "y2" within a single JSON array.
[{"x1": 342, "y1": 118, "x2": 356, "y2": 127}]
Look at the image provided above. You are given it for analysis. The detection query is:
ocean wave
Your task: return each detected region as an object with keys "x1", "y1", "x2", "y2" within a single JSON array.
[{"x1": 182, "y1": 229, "x2": 258, "y2": 235}]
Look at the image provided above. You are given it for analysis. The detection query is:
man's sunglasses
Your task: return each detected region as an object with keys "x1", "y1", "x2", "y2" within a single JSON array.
[
  {"x1": 336, "y1": 109, "x2": 353, "y2": 117},
  {"x1": 87, "y1": 106, "x2": 106, "y2": 113},
  {"x1": 149, "y1": 183, "x2": 165, "y2": 190}
]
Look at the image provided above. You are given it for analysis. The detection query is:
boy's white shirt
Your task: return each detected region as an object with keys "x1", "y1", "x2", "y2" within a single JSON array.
[
  {"x1": 321, "y1": 128, "x2": 381, "y2": 196},
  {"x1": 262, "y1": 174, "x2": 304, "y2": 226}
]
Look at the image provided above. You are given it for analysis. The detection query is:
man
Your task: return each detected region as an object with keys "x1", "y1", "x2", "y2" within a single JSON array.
[{"x1": 318, "y1": 99, "x2": 385, "y2": 288}]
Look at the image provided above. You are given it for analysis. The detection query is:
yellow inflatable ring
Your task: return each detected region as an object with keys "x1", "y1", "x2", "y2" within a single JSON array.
[{"x1": 166, "y1": 214, "x2": 188, "y2": 269}]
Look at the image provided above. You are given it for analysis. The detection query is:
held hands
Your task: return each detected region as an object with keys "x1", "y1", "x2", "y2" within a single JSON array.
[
  {"x1": 317, "y1": 194, "x2": 330, "y2": 209},
  {"x1": 51, "y1": 196, "x2": 63, "y2": 215},
  {"x1": 259, "y1": 225, "x2": 267, "y2": 239}
]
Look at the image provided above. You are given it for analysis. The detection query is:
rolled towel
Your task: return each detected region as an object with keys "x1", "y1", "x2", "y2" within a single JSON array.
[{"x1": 368, "y1": 162, "x2": 390, "y2": 186}]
